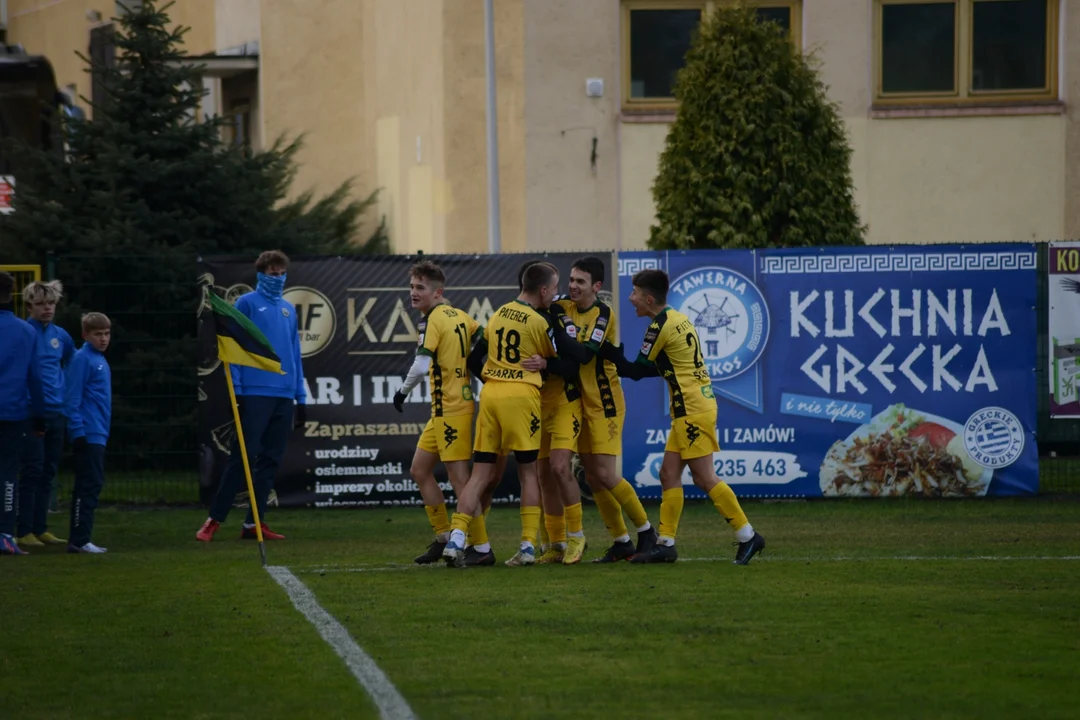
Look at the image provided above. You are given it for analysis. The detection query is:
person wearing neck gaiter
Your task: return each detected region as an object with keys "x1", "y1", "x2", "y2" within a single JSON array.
[{"x1": 196, "y1": 250, "x2": 307, "y2": 542}]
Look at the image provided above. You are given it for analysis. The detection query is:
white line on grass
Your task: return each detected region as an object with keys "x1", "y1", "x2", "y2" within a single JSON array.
[
  {"x1": 295, "y1": 555, "x2": 1080, "y2": 573},
  {"x1": 266, "y1": 566, "x2": 417, "y2": 720}
]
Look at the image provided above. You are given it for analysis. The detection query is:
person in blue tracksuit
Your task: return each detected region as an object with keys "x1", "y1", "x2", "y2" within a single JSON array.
[
  {"x1": 17, "y1": 280, "x2": 76, "y2": 548},
  {"x1": 196, "y1": 250, "x2": 307, "y2": 543},
  {"x1": 65, "y1": 312, "x2": 113, "y2": 554},
  {"x1": 0, "y1": 272, "x2": 44, "y2": 556}
]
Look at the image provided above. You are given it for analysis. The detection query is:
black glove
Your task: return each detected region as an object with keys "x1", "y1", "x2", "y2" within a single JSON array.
[
  {"x1": 598, "y1": 341, "x2": 625, "y2": 363},
  {"x1": 32, "y1": 417, "x2": 47, "y2": 437},
  {"x1": 392, "y1": 391, "x2": 407, "y2": 413},
  {"x1": 72, "y1": 436, "x2": 88, "y2": 453},
  {"x1": 294, "y1": 403, "x2": 307, "y2": 429}
]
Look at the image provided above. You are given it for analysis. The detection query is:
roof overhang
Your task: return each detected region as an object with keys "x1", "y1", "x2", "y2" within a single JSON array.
[{"x1": 167, "y1": 54, "x2": 258, "y2": 79}]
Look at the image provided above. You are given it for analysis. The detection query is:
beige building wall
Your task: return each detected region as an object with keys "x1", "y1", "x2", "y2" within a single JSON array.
[
  {"x1": 524, "y1": 0, "x2": 620, "y2": 253},
  {"x1": 259, "y1": 0, "x2": 371, "y2": 244},
  {"x1": 442, "y1": 0, "x2": 526, "y2": 255},
  {"x1": 214, "y1": 0, "x2": 258, "y2": 52},
  {"x1": 6, "y1": 0, "x2": 215, "y2": 113},
  {"x1": 616, "y1": 0, "x2": 1072, "y2": 248}
]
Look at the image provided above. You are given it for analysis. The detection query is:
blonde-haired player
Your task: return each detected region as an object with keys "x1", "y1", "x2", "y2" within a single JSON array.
[{"x1": 391, "y1": 261, "x2": 490, "y2": 565}]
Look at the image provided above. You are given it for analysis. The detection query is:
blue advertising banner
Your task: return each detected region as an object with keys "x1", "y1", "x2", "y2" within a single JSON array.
[{"x1": 616, "y1": 246, "x2": 1039, "y2": 498}]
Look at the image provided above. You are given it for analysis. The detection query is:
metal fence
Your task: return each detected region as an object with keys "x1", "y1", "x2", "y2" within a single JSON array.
[
  {"x1": 0, "y1": 263, "x2": 41, "y2": 317},
  {"x1": 38, "y1": 247, "x2": 1080, "y2": 503}
]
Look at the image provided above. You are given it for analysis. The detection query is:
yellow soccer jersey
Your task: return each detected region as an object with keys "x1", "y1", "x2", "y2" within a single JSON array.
[
  {"x1": 635, "y1": 307, "x2": 716, "y2": 418},
  {"x1": 540, "y1": 304, "x2": 582, "y2": 407},
  {"x1": 416, "y1": 303, "x2": 481, "y2": 417},
  {"x1": 557, "y1": 298, "x2": 621, "y2": 418},
  {"x1": 481, "y1": 300, "x2": 556, "y2": 388}
]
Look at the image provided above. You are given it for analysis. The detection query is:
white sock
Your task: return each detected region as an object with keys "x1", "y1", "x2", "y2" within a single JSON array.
[
  {"x1": 474, "y1": 542, "x2": 491, "y2": 553},
  {"x1": 658, "y1": 535, "x2": 676, "y2": 547},
  {"x1": 520, "y1": 540, "x2": 535, "y2": 553},
  {"x1": 735, "y1": 524, "x2": 755, "y2": 543},
  {"x1": 553, "y1": 541, "x2": 567, "y2": 550},
  {"x1": 614, "y1": 533, "x2": 631, "y2": 543},
  {"x1": 636, "y1": 522, "x2": 652, "y2": 533},
  {"x1": 242, "y1": 522, "x2": 255, "y2": 529},
  {"x1": 568, "y1": 531, "x2": 584, "y2": 539},
  {"x1": 449, "y1": 528, "x2": 467, "y2": 547}
]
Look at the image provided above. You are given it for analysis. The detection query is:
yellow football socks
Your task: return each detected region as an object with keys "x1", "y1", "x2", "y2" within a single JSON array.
[
  {"x1": 611, "y1": 480, "x2": 649, "y2": 530},
  {"x1": 592, "y1": 488, "x2": 628, "y2": 540},
  {"x1": 565, "y1": 503, "x2": 583, "y2": 536},
  {"x1": 450, "y1": 512, "x2": 473, "y2": 534},
  {"x1": 707, "y1": 481, "x2": 749, "y2": 531},
  {"x1": 425, "y1": 503, "x2": 450, "y2": 537},
  {"x1": 521, "y1": 506, "x2": 542, "y2": 546},
  {"x1": 467, "y1": 512, "x2": 489, "y2": 547},
  {"x1": 659, "y1": 487, "x2": 684, "y2": 542},
  {"x1": 545, "y1": 513, "x2": 567, "y2": 545},
  {"x1": 539, "y1": 509, "x2": 550, "y2": 546}
]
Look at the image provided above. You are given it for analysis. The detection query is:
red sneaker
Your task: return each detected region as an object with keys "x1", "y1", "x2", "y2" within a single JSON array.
[
  {"x1": 240, "y1": 523, "x2": 285, "y2": 541},
  {"x1": 195, "y1": 518, "x2": 220, "y2": 542}
]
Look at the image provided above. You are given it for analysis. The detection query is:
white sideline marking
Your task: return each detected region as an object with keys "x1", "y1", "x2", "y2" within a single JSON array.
[
  {"x1": 266, "y1": 566, "x2": 417, "y2": 720},
  {"x1": 296, "y1": 555, "x2": 1080, "y2": 574}
]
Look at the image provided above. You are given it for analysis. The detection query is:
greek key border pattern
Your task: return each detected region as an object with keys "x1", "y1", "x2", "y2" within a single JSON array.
[
  {"x1": 618, "y1": 258, "x2": 662, "y2": 277},
  {"x1": 761, "y1": 252, "x2": 1036, "y2": 274}
]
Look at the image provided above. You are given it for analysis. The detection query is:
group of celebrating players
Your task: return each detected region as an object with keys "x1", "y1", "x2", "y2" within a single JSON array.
[{"x1": 391, "y1": 257, "x2": 766, "y2": 568}]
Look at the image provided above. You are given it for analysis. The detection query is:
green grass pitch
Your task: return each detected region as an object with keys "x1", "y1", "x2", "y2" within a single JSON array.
[{"x1": 3, "y1": 499, "x2": 1079, "y2": 719}]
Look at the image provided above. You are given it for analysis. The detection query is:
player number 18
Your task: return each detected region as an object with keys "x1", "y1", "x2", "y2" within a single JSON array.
[{"x1": 495, "y1": 328, "x2": 522, "y2": 363}]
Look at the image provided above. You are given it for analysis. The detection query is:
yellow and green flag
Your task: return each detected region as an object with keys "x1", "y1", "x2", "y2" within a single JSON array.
[{"x1": 207, "y1": 291, "x2": 284, "y2": 374}]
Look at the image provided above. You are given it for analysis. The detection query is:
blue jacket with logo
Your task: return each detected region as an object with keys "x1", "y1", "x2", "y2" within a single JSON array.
[
  {"x1": 229, "y1": 291, "x2": 306, "y2": 402},
  {"x1": 65, "y1": 344, "x2": 112, "y2": 445},
  {"x1": 28, "y1": 318, "x2": 76, "y2": 416},
  {"x1": 0, "y1": 309, "x2": 44, "y2": 421}
]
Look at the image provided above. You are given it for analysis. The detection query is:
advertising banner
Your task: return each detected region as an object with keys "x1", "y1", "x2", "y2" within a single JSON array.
[
  {"x1": 617, "y1": 245, "x2": 1039, "y2": 498},
  {"x1": 197, "y1": 252, "x2": 613, "y2": 508},
  {"x1": 1049, "y1": 242, "x2": 1080, "y2": 418}
]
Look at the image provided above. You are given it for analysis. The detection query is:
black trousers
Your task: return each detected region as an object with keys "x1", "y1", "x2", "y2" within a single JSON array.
[{"x1": 69, "y1": 443, "x2": 106, "y2": 548}]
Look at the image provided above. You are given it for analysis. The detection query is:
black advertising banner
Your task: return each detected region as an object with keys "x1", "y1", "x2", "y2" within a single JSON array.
[{"x1": 197, "y1": 252, "x2": 614, "y2": 509}]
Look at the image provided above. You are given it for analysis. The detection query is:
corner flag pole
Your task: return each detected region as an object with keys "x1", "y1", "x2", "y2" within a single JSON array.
[{"x1": 223, "y1": 362, "x2": 267, "y2": 566}]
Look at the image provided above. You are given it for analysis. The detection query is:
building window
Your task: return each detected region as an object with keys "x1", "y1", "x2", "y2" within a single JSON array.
[
  {"x1": 875, "y1": 0, "x2": 1057, "y2": 105},
  {"x1": 622, "y1": 1, "x2": 803, "y2": 110},
  {"x1": 89, "y1": 24, "x2": 117, "y2": 112}
]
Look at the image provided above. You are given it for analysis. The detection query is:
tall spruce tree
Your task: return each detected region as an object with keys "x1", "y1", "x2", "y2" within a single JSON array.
[
  {"x1": 0, "y1": 1, "x2": 386, "y2": 476},
  {"x1": 649, "y1": 5, "x2": 865, "y2": 250}
]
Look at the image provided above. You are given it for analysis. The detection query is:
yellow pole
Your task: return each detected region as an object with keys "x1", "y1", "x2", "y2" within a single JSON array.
[{"x1": 223, "y1": 362, "x2": 267, "y2": 566}]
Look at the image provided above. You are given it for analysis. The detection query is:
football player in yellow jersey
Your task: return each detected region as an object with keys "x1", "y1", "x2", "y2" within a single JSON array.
[
  {"x1": 391, "y1": 261, "x2": 490, "y2": 565},
  {"x1": 443, "y1": 263, "x2": 559, "y2": 567},
  {"x1": 533, "y1": 297, "x2": 592, "y2": 565},
  {"x1": 601, "y1": 269, "x2": 766, "y2": 565},
  {"x1": 555, "y1": 257, "x2": 658, "y2": 563}
]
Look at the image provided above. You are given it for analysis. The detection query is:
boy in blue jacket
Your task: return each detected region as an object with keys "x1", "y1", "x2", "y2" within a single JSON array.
[
  {"x1": 17, "y1": 280, "x2": 75, "y2": 548},
  {"x1": 0, "y1": 272, "x2": 44, "y2": 556},
  {"x1": 197, "y1": 250, "x2": 306, "y2": 542},
  {"x1": 65, "y1": 312, "x2": 113, "y2": 554}
]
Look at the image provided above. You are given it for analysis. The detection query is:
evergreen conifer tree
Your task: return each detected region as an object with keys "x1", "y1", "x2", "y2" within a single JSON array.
[
  {"x1": 0, "y1": 1, "x2": 386, "y2": 476},
  {"x1": 649, "y1": 5, "x2": 865, "y2": 249}
]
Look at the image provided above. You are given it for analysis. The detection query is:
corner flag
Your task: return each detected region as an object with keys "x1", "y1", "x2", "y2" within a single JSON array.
[{"x1": 207, "y1": 291, "x2": 283, "y2": 374}]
